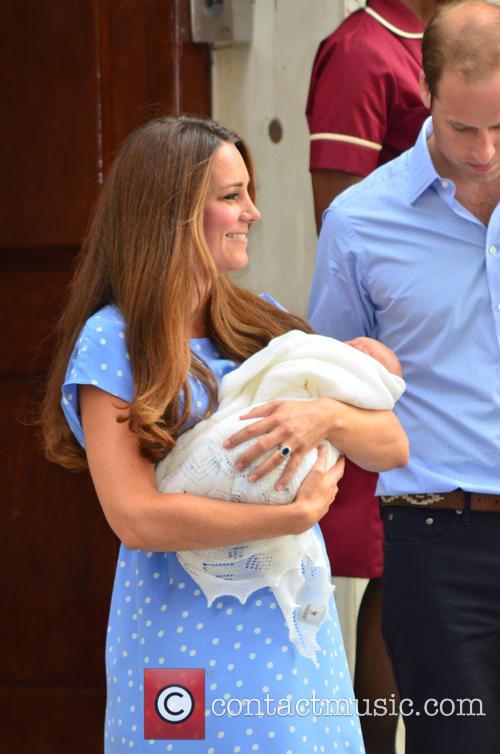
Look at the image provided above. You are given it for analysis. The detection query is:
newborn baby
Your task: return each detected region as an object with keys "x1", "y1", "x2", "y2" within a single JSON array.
[{"x1": 156, "y1": 330, "x2": 405, "y2": 660}]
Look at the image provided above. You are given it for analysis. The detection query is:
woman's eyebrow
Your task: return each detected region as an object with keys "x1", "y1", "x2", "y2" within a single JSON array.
[{"x1": 219, "y1": 181, "x2": 245, "y2": 190}]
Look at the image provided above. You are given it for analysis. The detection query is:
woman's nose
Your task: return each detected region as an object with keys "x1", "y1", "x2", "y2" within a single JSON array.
[{"x1": 242, "y1": 199, "x2": 261, "y2": 223}]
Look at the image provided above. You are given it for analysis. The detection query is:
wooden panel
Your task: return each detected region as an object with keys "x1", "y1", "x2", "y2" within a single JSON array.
[
  {"x1": 179, "y1": 0, "x2": 212, "y2": 115},
  {"x1": 0, "y1": 1, "x2": 211, "y2": 751},
  {"x1": 0, "y1": 377, "x2": 118, "y2": 685},
  {"x1": 0, "y1": 687, "x2": 105, "y2": 754},
  {"x1": 99, "y1": 0, "x2": 179, "y2": 163},
  {"x1": 0, "y1": 249, "x2": 77, "y2": 374},
  {"x1": 0, "y1": 0, "x2": 100, "y2": 247},
  {"x1": 99, "y1": 0, "x2": 211, "y2": 166},
  {"x1": 0, "y1": 0, "x2": 210, "y2": 248}
]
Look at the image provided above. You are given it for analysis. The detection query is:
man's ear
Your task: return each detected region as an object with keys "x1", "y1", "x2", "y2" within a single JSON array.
[{"x1": 419, "y1": 70, "x2": 432, "y2": 109}]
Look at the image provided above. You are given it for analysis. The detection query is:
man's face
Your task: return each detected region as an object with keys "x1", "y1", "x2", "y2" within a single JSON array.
[{"x1": 420, "y1": 69, "x2": 500, "y2": 186}]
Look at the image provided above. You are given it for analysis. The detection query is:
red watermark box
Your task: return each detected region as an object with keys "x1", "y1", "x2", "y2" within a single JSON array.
[{"x1": 144, "y1": 668, "x2": 205, "y2": 740}]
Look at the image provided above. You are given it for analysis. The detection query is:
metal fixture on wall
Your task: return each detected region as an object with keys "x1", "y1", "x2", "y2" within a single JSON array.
[{"x1": 190, "y1": 0, "x2": 253, "y2": 45}]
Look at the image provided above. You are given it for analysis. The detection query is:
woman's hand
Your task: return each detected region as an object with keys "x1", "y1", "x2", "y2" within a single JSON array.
[
  {"x1": 293, "y1": 447, "x2": 345, "y2": 531},
  {"x1": 224, "y1": 398, "x2": 335, "y2": 490},
  {"x1": 80, "y1": 385, "x2": 340, "y2": 550},
  {"x1": 225, "y1": 392, "x2": 408, "y2": 483},
  {"x1": 346, "y1": 336, "x2": 403, "y2": 377}
]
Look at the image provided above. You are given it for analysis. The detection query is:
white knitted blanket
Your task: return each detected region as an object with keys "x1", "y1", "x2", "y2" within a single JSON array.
[{"x1": 156, "y1": 330, "x2": 405, "y2": 660}]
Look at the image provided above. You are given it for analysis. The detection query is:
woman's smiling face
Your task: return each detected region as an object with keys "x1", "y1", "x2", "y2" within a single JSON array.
[{"x1": 203, "y1": 141, "x2": 261, "y2": 275}]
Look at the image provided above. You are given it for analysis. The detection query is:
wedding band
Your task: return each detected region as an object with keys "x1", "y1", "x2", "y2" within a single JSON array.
[{"x1": 279, "y1": 445, "x2": 292, "y2": 458}]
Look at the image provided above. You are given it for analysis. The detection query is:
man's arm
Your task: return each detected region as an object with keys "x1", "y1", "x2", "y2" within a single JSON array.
[
  {"x1": 311, "y1": 169, "x2": 363, "y2": 233},
  {"x1": 308, "y1": 203, "x2": 375, "y2": 341},
  {"x1": 307, "y1": 36, "x2": 392, "y2": 229}
]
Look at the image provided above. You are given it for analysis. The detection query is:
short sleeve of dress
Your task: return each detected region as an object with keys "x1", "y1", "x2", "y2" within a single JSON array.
[
  {"x1": 260, "y1": 292, "x2": 287, "y2": 312},
  {"x1": 61, "y1": 305, "x2": 134, "y2": 448}
]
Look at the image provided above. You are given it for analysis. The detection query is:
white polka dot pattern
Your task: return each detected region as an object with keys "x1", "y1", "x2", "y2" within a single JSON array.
[{"x1": 62, "y1": 303, "x2": 363, "y2": 753}]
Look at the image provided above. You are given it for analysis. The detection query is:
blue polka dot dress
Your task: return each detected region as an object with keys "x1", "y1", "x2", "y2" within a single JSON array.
[{"x1": 62, "y1": 304, "x2": 364, "y2": 754}]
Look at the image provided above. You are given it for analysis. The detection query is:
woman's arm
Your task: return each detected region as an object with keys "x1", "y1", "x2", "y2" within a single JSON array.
[
  {"x1": 224, "y1": 337, "x2": 408, "y2": 487},
  {"x1": 320, "y1": 399, "x2": 408, "y2": 470},
  {"x1": 224, "y1": 398, "x2": 409, "y2": 489},
  {"x1": 80, "y1": 385, "x2": 344, "y2": 552}
]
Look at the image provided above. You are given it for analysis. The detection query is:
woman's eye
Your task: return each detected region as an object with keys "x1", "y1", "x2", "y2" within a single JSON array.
[{"x1": 223, "y1": 192, "x2": 239, "y2": 201}]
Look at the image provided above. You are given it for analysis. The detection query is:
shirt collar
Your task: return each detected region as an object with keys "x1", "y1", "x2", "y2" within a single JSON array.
[
  {"x1": 365, "y1": 0, "x2": 424, "y2": 39},
  {"x1": 408, "y1": 117, "x2": 442, "y2": 203}
]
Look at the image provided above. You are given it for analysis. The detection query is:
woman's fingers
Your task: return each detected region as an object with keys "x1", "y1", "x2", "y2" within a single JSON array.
[
  {"x1": 245, "y1": 447, "x2": 292, "y2": 483},
  {"x1": 312, "y1": 444, "x2": 328, "y2": 472},
  {"x1": 234, "y1": 431, "x2": 289, "y2": 471},
  {"x1": 224, "y1": 416, "x2": 276, "y2": 452},
  {"x1": 275, "y1": 451, "x2": 304, "y2": 490},
  {"x1": 276, "y1": 444, "x2": 329, "y2": 490},
  {"x1": 238, "y1": 401, "x2": 278, "y2": 420},
  {"x1": 247, "y1": 445, "x2": 342, "y2": 493},
  {"x1": 326, "y1": 455, "x2": 346, "y2": 485}
]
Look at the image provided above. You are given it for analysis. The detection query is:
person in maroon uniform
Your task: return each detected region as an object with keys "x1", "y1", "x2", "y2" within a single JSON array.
[{"x1": 306, "y1": 2, "x2": 437, "y2": 753}]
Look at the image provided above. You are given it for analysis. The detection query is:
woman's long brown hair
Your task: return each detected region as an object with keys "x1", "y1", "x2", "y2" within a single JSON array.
[{"x1": 41, "y1": 116, "x2": 311, "y2": 471}]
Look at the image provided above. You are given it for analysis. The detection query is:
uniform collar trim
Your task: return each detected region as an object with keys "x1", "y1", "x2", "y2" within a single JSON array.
[{"x1": 364, "y1": 0, "x2": 424, "y2": 39}]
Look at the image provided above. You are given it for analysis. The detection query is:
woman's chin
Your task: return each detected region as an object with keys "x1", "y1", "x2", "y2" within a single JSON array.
[{"x1": 222, "y1": 254, "x2": 249, "y2": 275}]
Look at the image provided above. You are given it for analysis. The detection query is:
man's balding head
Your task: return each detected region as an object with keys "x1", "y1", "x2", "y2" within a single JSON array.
[{"x1": 423, "y1": 0, "x2": 500, "y2": 98}]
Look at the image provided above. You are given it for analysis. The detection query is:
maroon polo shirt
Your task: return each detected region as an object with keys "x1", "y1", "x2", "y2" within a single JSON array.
[{"x1": 306, "y1": 0, "x2": 429, "y2": 176}]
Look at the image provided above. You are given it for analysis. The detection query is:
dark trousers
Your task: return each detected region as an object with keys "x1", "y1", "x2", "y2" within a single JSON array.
[{"x1": 381, "y1": 506, "x2": 500, "y2": 754}]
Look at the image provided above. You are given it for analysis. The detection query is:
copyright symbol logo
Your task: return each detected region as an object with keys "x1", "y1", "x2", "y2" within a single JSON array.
[{"x1": 155, "y1": 684, "x2": 195, "y2": 724}]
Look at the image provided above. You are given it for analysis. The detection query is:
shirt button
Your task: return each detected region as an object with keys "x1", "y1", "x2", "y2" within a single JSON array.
[
  {"x1": 497, "y1": 303, "x2": 500, "y2": 311},
  {"x1": 441, "y1": 180, "x2": 449, "y2": 188},
  {"x1": 425, "y1": 517, "x2": 434, "y2": 525},
  {"x1": 489, "y1": 245, "x2": 497, "y2": 255}
]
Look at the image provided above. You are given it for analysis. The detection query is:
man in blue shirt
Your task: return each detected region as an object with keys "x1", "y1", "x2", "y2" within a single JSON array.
[{"x1": 309, "y1": 1, "x2": 500, "y2": 751}]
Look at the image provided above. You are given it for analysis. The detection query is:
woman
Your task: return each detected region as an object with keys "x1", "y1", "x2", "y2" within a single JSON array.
[{"x1": 42, "y1": 116, "x2": 408, "y2": 752}]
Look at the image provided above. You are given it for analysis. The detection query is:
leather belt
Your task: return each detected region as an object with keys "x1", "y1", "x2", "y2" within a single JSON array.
[{"x1": 380, "y1": 490, "x2": 500, "y2": 513}]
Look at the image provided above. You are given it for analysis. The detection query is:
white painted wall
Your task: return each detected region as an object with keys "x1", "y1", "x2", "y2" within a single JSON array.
[{"x1": 212, "y1": 0, "x2": 342, "y2": 314}]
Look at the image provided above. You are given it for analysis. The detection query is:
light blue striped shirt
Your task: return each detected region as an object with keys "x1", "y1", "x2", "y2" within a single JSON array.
[{"x1": 308, "y1": 117, "x2": 500, "y2": 495}]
